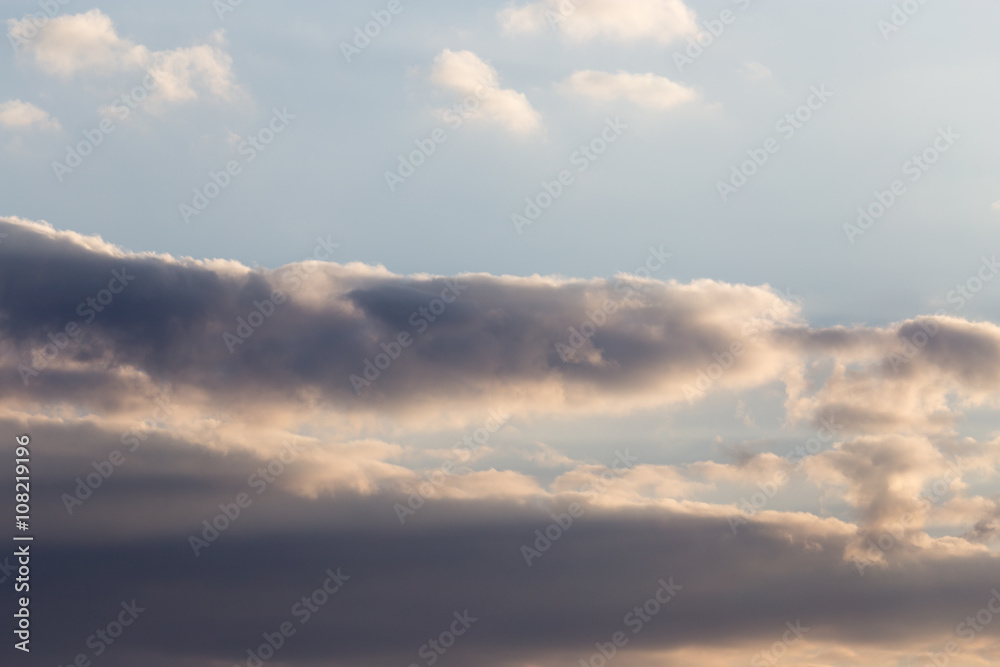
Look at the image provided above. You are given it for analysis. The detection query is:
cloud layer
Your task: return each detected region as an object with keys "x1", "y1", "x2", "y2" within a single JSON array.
[{"x1": 4, "y1": 217, "x2": 1000, "y2": 667}]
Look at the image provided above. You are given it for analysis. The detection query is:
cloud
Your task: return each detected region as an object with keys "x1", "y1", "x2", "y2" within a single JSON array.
[
  {"x1": 559, "y1": 70, "x2": 698, "y2": 110},
  {"x1": 7, "y1": 9, "x2": 147, "y2": 76},
  {"x1": 0, "y1": 218, "x2": 804, "y2": 424},
  {"x1": 8, "y1": 216, "x2": 1000, "y2": 452},
  {"x1": 0, "y1": 99, "x2": 60, "y2": 131},
  {"x1": 9, "y1": 215, "x2": 1000, "y2": 438},
  {"x1": 993, "y1": 200, "x2": 1000, "y2": 212},
  {"x1": 7, "y1": 10, "x2": 241, "y2": 106},
  {"x1": 742, "y1": 61, "x2": 773, "y2": 80},
  {"x1": 804, "y1": 434, "x2": 951, "y2": 548},
  {"x1": 146, "y1": 35, "x2": 240, "y2": 105},
  {"x1": 8, "y1": 217, "x2": 1000, "y2": 666},
  {"x1": 12, "y1": 416, "x2": 1000, "y2": 667},
  {"x1": 782, "y1": 316, "x2": 1000, "y2": 435},
  {"x1": 431, "y1": 49, "x2": 541, "y2": 135},
  {"x1": 499, "y1": 0, "x2": 698, "y2": 44}
]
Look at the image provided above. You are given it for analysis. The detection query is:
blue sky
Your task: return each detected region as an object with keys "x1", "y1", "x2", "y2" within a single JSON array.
[{"x1": 3, "y1": 0, "x2": 999, "y2": 328}]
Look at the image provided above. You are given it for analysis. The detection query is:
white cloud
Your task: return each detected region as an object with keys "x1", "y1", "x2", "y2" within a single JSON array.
[
  {"x1": 7, "y1": 10, "x2": 241, "y2": 107},
  {"x1": 7, "y1": 9, "x2": 147, "y2": 76},
  {"x1": 992, "y1": 200, "x2": 1000, "y2": 212},
  {"x1": 0, "y1": 99, "x2": 60, "y2": 131},
  {"x1": 431, "y1": 49, "x2": 541, "y2": 135},
  {"x1": 148, "y1": 33, "x2": 239, "y2": 104},
  {"x1": 499, "y1": 0, "x2": 698, "y2": 44},
  {"x1": 742, "y1": 61, "x2": 773, "y2": 80},
  {"x1": 559, "y1": 70, "x2": 698, "y2": 110}
]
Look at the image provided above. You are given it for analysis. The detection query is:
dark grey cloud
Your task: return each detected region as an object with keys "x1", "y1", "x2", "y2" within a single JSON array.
[
  {"x1": 4, "y1": 417, "x2": 1000, "y2": 667},
  {"x1": 0, "y1": 217, "x2": 795, "y2": 415},
  {"x1": 14, "y1": 484, "x2": 1000, "y2": 667}
]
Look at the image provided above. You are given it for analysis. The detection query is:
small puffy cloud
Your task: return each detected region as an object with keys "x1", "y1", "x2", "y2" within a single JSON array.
[
  {"x1": 148, "y1": 33, "x2": 239, "y2": 105},
  {"x1": 742, "y1": 61, "x2": 773, "y2": 80},
  {"x1": 499, "y1": 0, "x2": 698, "y2": 44},
  {"x1": 0, "y1": 99, "x2": 60, "y2": 131},
  {"x1": 7, "y1": 9, "x2": 147, "y2": 76},
  {"x1": 431, "y1": 49, "x2": 541, "y2": 135},
  {"x1": 7, "y1": 10, "x2": 241, "y2": 107},
  {"x1": 559, "y1": 70, "x2": 698, "y2": 110}
]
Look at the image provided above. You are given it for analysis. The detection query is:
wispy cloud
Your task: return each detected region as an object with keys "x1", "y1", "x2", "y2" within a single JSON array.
[
  {"x1": 0, "y1": 99, "x2": 60, "y2": 131},
  {"x1": 559, "y1": 70, "x2": 698, "y2": 110},
  {"x1": 742, "y1": 60, "x2": 773, "y2": 80}
]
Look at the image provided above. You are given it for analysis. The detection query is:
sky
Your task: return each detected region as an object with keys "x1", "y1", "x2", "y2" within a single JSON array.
[{"x1": 2, "y1": 1, "x2": 1000, "y2": 666}]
